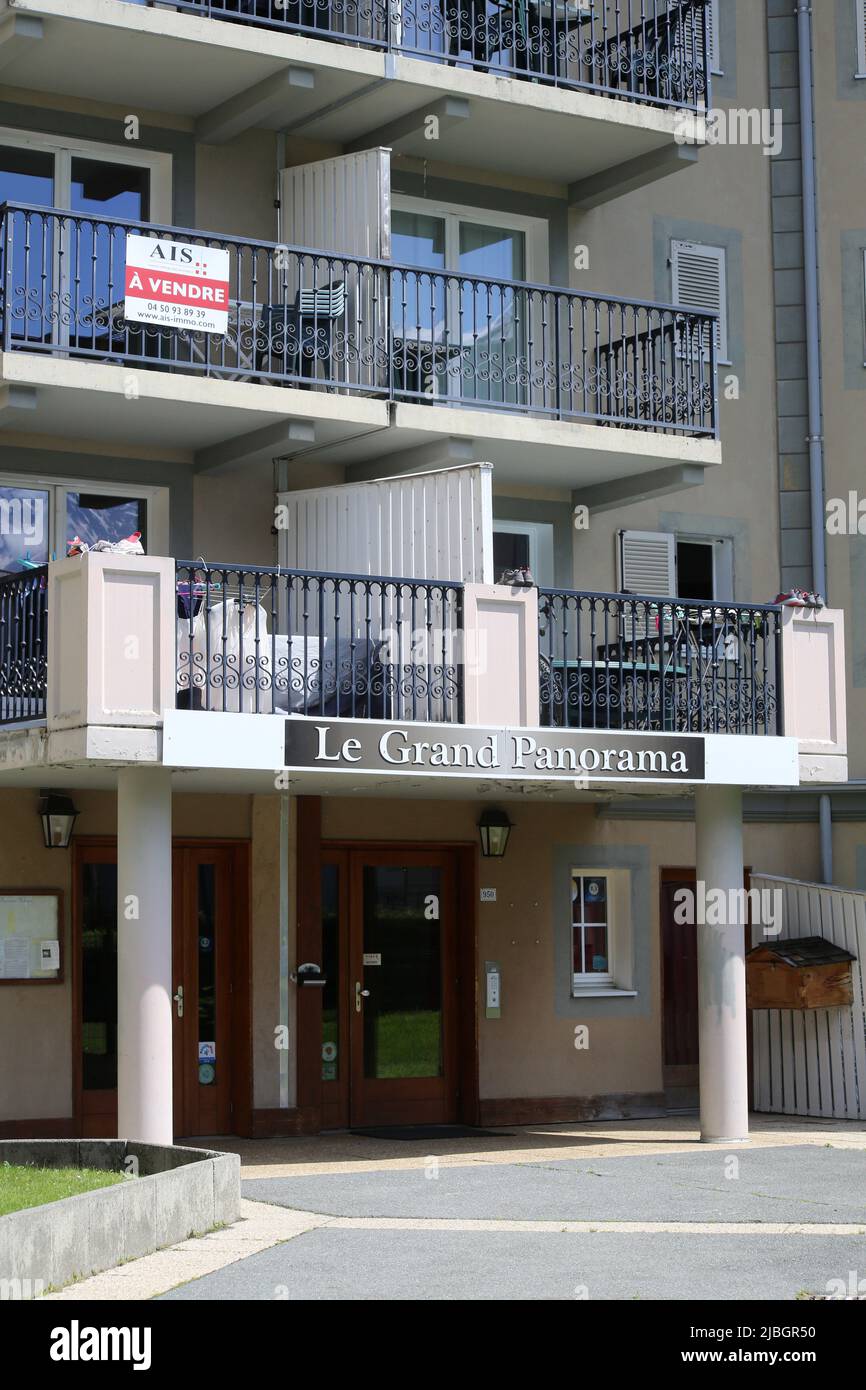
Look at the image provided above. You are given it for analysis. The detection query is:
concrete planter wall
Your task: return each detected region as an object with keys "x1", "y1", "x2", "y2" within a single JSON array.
[{"x1": 0, "y1": 1140, "x2": 240, "y2": 1297}]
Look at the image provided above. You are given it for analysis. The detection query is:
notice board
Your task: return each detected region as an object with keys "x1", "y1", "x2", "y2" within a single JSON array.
[{"x1": 0, "y1": 890, "x2": 62, "y2": 982}]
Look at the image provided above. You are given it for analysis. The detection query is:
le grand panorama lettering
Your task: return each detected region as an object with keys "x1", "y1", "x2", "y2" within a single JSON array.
[{"x1": 284, "y1": 723, "x2": 705, "y2": 781}]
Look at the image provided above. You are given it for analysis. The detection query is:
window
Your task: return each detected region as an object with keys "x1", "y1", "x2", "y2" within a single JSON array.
[
  {"x1": 391, "y1": 196, "x2": 548, "y2": 404},
  {"x1": 493, "y1": 519, "x2": 554, "y2": 586},
  {"x1": 0, "y1": 128, "x2": 170, "y2": 219},
  {"x1": 618, "y1": 529, "x2": 734, "y2": 602},
  {"x1": 671, "y1": 240, "x2": 728, "y2": 363},
  {"x1": 0, "y1": 475, "x2": 167, "y2": 575},
  {"x1": 858, "y1": 0, "x2": 866, "y2": 76},
  {"x1": 570, "y1": 868, "x2": 634, "y2": 996},
  {"x1": 392, "y1": 196, "x2": 546, "y2": 283},
  {"x1": 572, "y1": 873, "x2": 611, "y2": 985},
  {"x1": 676, "y1": 539, "x2": 715, "y2": 602}
]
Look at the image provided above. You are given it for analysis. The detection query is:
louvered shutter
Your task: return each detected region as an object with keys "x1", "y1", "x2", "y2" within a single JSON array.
[
  {"x1": 617, "y1": 531, "x2": 677, "y2": 645},
  {"x1": 671, "y1": 239, "x2": 727, "y2": 361},
  {"x1": 675, "y1": 0, "x2": 716, "y2": 87},
  {"x1": 858, "y1": 0, "x2": 866, "y2": 74},
  {"x1": 618, "y1": 531, "x2": 676, "y2": 597},
  {"x1": 708, "y1": 0, "x2": 719, "y2": 73}
]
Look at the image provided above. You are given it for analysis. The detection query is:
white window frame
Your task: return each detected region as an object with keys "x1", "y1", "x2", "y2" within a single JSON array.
[
  {"x1": 0, "y1": 471, "x2": 169, "y2": 560},
  {"x1": 571, "y1": 867, "x2": 635, "y2": 998},
  {"x1": 0, "y1": 126, "x2": 172, "y2": 221},
  {"x1": 492, "y1": 518, "x2": 554, "y2": 586},
  {"x1": 391, "y1": 193, "x2": 549, "y2": 285},
  {"x1": 671, "y1": 238, "x2": 729, "y2": 365},
  {"x1": 857, "y1": 0, "x2": 866, "y2": 76}
]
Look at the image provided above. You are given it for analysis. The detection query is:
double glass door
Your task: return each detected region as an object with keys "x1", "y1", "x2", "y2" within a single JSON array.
[
  {"x1": 391, "y1": 205, "x2": 528, "y2": 407},
  {"x1": 321, "y1": 848, "x2": 458, "y2": 1128},
  {"x1": 0, "y1": 133, "x2": 164, "y2": 351}
]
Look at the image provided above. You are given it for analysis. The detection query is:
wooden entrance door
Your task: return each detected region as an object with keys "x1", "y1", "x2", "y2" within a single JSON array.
[
  {"x1": 172, "y1": 844, "x2": 238, "y2": 1138},
  {"x1": 660, "y1": 869, "x2": 700, "y2": 1103},
  {"x1": 320, "y1": 848, "x2": 459, "y2": 1128},
  {"x1": 73, "y1": 838, "x2": 250, "y2": 1139}
]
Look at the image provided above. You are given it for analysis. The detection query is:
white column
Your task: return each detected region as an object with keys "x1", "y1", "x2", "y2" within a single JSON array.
[
  {"x1": 117, "y1": 767, "x2": 173, "y2": 1145},
  {"x1": 694, "y1": 785, "x2": 749, "y2": 1143}
]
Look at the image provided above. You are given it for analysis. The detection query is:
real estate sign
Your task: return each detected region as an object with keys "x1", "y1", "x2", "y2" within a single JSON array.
[{"x1": 124, "y1": 235, "x2": 230, "y2": 334}]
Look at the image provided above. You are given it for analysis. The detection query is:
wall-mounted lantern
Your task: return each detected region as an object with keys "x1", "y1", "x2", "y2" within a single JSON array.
[
  {"x1": 478, "y1": 807, "x2": 512, "y2": 859},
  {"x1": 39, "y1": 791, "x2": 79, "y2": 849}
]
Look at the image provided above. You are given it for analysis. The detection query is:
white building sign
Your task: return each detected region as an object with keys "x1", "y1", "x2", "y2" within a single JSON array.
[{"x1": 124, "y1": 235, "x2": 230, "y2": 334}]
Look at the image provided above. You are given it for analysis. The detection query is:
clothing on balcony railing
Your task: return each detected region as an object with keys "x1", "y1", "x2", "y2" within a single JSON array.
[
  {"x1": 538, "y1": 588, "x2": 783, "y2": 736},
  {"x1": 0, "y1": 203, "x2": 718, "y2": 438},
  {"x1": 166, "y1": 0, "x2": 710, "y2": 111},
  {"x1": 175, "y1": 562, "x2": 465, "y2": 723}
]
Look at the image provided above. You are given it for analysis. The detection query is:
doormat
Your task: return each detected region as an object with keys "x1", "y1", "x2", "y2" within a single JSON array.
[{"x1": 350, "y1": 1125, "x2": 514, "y2": 1141}]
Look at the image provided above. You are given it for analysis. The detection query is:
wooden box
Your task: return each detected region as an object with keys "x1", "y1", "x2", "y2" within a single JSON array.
[{"x1": 746, "y1": 936, "x2": 855, "y2": 1011}]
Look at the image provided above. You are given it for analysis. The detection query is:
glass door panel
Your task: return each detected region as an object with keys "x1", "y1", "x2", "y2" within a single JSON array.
[
  {"x1": 361, "y1": 865, "x2": 443, "y2": 1081},
  {"x1": 348, "y1": 850, "x2": 457, "y2": 1127},
  {"x1": 69, "y1": 157, "x2": 150, "y2": 352},
  {"x1": 0, "y1": 484, "x2": 49, "y2": 573},
  {"x1": 458, "y1": 221, "x2": 526, "y2": 407},
  {"x1": 0, "y1": 145, "x2": 56, "y2": 346},
  {"x1": 391, "y1": 210, "x2": 448, "y2": 398},
  {"x1": 81, "y1": 860, "x2": 118, "y2": 1094},
  {"x1": 65, "y1": 492, "x2": 146, "y2": 554},
  {"x1": 196, "y1": 862, "x2": 217, "y2": 1093},
  {"x1": 321, "y1": 862, "x2": 340, "y2": 1083}
]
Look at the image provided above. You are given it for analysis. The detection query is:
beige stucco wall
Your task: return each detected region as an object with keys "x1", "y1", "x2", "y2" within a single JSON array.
[
  {"x1": 561, "y1": 0, "x2": 779, "y2": 607},
  {"x1": 0, "y1": 789, "x2": 252, "y2": 1126},
  {"x1": 812, "y1": 18, "x2": 866, "y2": 779},
  {"x1": 320, "y1": 795, "x2": 824, "y2": 1104}
]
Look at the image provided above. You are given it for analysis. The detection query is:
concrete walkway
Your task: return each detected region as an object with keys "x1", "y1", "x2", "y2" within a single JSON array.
[{"x1": 43, "y1": 1116, "x2": 866, "y2": 1301}]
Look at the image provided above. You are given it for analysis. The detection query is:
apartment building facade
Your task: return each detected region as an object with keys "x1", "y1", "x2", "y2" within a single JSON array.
[{"x1": 0, "y1": 0, "x2": 859, "y2": 1145}]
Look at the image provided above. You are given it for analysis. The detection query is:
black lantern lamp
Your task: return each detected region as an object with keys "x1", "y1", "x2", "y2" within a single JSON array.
[
  {"x1": 39, "y1": 791, "x2": 79, "y2": 849},
  {"x1": 478, "y1": 807, "x2": 512, "y2": 858}
]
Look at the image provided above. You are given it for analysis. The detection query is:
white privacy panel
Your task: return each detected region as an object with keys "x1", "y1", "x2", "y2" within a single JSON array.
[
  {"x1": 280, "y1": 148, "x2": 391, "y2": 259},
  {"x1": 750, "y1": 873, "x2": 866, "y2": 1120},
  {"x1": 278, "y1": 463, "x2": 493, "y2": 584}
]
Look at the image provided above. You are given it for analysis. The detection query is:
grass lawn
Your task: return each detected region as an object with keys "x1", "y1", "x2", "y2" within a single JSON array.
[{"x1": 0, "y1": 1163, "x2": 126, "y2": 1217}]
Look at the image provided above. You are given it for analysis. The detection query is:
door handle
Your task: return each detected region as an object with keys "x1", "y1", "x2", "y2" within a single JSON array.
[
  {"x1": 173, "y1": 985, "x2": 184, "y2": 1019},
  {"x1": 354, "y1": 981, "x2": 370, "y2": 1012}
]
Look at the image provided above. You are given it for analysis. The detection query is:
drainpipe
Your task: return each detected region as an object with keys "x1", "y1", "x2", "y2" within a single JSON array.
[{"x1": 796, "y1": 3, "x2": 833, "y2": 883}]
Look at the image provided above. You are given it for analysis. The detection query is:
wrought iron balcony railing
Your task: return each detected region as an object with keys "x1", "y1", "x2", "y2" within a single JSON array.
[
  {"x1": 0, "y1": 203, "x2": 718, "y2": 438},
  {"x1": 0, "y1": 566, "x2": 48, "y2": 724},
  {"x1": 538, "y1": 588, "x2": 783, "y2": 736},
  {"x1": 146, "y1": 0, "x2": 710, "y2": 112},
  {"x1": 176, "y1": 561, "x2": 466, "y2": 722},
  {"x1": 0, "y1": 561, "x2": 786, "y2": 740}
]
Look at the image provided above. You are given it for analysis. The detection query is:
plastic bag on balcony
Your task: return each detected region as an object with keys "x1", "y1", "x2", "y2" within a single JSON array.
[{"x1": 177, "y1": 597, "x2": 271, "y2": 713}]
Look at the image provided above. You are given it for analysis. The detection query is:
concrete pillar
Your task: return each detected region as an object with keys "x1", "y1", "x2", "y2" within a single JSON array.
[
  {"x1": 117, "y1": 767, "x2": 173, "y2": 1145},
  {"x1": 694, "y1": 785, "x2": 749, "y2": 1143}
]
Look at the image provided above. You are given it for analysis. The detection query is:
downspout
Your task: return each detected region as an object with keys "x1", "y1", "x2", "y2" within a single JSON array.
[{"x1": 796, "y1": 3, "x2": 833, "y2": 882}]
